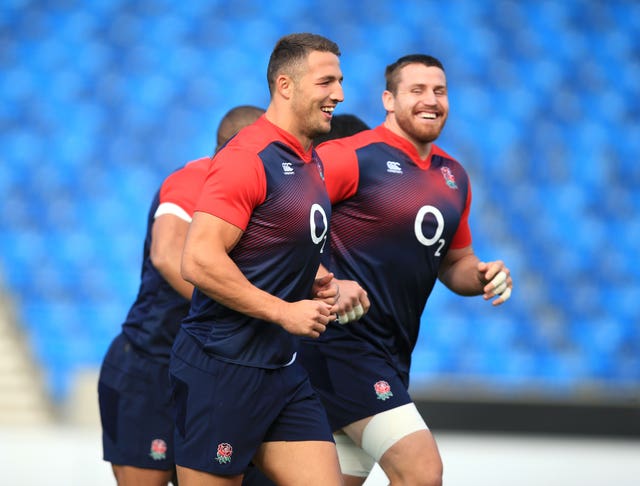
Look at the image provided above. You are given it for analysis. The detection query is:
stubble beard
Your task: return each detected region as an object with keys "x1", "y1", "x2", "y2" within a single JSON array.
[
  {"x1": 293, "y1": 95, "x2": 329, "y2": 140},
  {"x1": 396, "y1": 112, "x2": 445, "y2": 145}
]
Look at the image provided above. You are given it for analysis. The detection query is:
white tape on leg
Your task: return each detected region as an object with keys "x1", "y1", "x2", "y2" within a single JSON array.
[
  {"x1": 361, "y1": 403, "x2": 428, "y2": 462},
  {"x1": 334, "y1": 433, "x2": 375, "y2": 478}
]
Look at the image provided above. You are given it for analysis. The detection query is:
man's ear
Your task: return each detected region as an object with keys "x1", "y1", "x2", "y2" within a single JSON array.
[
  {"x1": 276, "y1": 74, "x2": 293, "y2": 100},
  {"x1": 382, "y1": 90, "x2": 394, "y2": 112}
]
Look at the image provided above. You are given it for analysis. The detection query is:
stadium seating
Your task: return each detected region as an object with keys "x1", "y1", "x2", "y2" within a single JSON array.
[{"x1": 1, "y1": 0, "x2": 638, "y2": 403}]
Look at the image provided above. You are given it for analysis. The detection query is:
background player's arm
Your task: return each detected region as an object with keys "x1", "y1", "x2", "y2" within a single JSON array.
[
  {"x1": 316, "y1": 264, "x2": 370, "y2": 323},
  {"x1": 312, "y1": 271, "x2": 339, "y2": 306},
  {"x1": 438, "y1": 246, "x2": 512, "y2": 305},
  {"x1": 181, "y1": 211, "x2": 336, "y2": 337},
  {"x1": 150, "y1": 214, "x2": 194, "y2": 300}
]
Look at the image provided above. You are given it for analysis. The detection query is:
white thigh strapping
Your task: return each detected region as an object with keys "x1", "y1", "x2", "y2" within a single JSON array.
[
  {"x1": 334, "y1": 432, "x2": 375, "y2": 478},
  {"x1": 361, "y1": 402, "x2": 428, "y2": 462}
]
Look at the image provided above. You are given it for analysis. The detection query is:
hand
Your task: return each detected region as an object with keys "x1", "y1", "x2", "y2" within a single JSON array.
[
  {"x1": 478, "y1": 260, "x2": 512, "y2": 306},
  {"x1": 279, "y1": 300, "x2": 337, "y2": 338},
  {"x1": 331, "y1": 279, "x2": 370, "y2": 324},
  {"x1": 312, "y1": 272, "x2": 339, "y2": 306}
]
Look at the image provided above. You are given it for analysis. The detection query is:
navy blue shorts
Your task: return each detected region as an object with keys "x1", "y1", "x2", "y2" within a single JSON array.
[
  {"x1": 298, "y1": 331, "x2": 412, "y2": 431},
  {"x1": 98, "y1": 333, "x2": 175, "y2": 470},
  {"x1": 169, "y1": 329, "x2": 334, "y2": 476}
]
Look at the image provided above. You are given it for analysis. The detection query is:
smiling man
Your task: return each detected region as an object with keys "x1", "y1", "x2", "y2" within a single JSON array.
[
  {"x1": 299, "y1": 54, "x2": 513, "y2": 486},
  {"x1": 169, "y1": 33, "x2": 346, "y2": 486}
]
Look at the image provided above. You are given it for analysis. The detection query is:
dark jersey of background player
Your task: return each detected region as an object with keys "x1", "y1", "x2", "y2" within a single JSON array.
[
  {"x1": 120, "y1": 104, "x2": 266, "y2": 363},
  {"x1": 120, "y1": 158, "x2": 209, "y2": 361}
]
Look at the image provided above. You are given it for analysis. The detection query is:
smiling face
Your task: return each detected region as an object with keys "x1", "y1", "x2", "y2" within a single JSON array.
[
  {"x1": 290, "y1": 50, "x2": 344, "y2": 143},
  {"x1": 383, "y1": 63, "x2": 449, "y2": 156}
]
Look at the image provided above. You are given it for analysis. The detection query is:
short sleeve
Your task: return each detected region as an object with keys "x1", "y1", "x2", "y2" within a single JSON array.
[
  {"x1": 156, "y1": 158, "x2": 211, "y2": 220},
  {"x1": 195, "y1": 147, "x2": 267, "y2": 230},
  {"x1": 450, "y1": 181, "x2": 473, "y2": 249},
  {"x1": 317, "y1": 139, "x2": 359, "y2": 203}
]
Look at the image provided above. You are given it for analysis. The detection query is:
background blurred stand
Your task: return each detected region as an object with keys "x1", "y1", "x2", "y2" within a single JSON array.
[{"x1": 0, "y1": 292, "x2": 54, "y2": 425}]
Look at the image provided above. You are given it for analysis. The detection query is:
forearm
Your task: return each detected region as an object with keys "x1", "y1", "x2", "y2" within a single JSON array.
[
  {"x1": 154, "y1": 259, "x2": 195, "y2": 300},
  {"x1": 438, "y1": 252, "x2": 483, "y2": 296},
  {"x1": 182, "y1": 251, "x2": 286, "y2": 324},
  {"x1": 150, "y1": 215, "x2": 194, "y2": 300}
]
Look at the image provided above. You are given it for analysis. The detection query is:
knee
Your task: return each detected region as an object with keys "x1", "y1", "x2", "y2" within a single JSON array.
[
  {"x1": 423, "y1": 464, "x2": 443, "y2": 486},
  {"x1": 410, "y1": 457, "x2": 443, "y2": 486},
  {"x1": 383, "y1": 451, "x2": 443, "y2": 486},
  {"x1": 385, "y1": 470, "x2": 442, "y2": 486}
]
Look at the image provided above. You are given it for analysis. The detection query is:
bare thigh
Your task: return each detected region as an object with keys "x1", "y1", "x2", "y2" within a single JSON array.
[
  {"x1": 253, "y1": 440, "x2": 343, "y2": 486},
  {"x1": 342, "y1": 474, "x2": 367, "y2": 486},
  {"x1": 175, "y1": 465, "x2": 243, "y2": 486},
  {"x1": 342, "y1": 417, "x2": 371, "y2": 447}
]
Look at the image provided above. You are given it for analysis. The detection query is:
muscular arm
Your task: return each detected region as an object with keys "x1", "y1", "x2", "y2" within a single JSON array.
[
  {"x1": 437, "y1": 246, "x2": 483, "y2": 296},
  {"x1": 438, "y1": 245, "x2": 513, "y2": 305},
  {"x1": 149, "y1": 214, "x2": 194, "y2": 300},
  {"x1": 181, "y1": 211, "x2": 335, "y2": 337}
]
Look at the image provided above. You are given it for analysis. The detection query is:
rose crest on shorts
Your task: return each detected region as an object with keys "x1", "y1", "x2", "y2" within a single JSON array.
[
  {"x1": 215, "y1": 442, "x2": 233, "y2": 464},
  {"x1": 149, "y1": 439, "x2": 167, "y2": 460},
  {"x1": 374, "y1": 380, "x2": 393, "y2": 400}
]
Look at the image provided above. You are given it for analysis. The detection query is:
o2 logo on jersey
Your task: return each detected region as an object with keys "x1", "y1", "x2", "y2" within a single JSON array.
[
  {"x1": 310, "y1": 203, "x2": 329, "y2": 253},
  {"x1": 414, "y1": 205, "x2": 446, "y2": 256}
]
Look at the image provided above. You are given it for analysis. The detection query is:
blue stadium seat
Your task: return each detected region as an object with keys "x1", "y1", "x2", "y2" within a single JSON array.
[{"x1": 2, "y1": 0, "x2": 639, "y2": 404}]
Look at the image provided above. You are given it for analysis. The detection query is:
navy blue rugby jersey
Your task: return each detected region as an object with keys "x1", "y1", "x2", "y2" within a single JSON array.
[
  {"x1": 316, "y1": 124, "x2": 472, "y2": 377},
  {"x1": 182, "y1": 116, "x2": 331, "y2": 368},
  {"x1": 121, "y1": 157, "x2": 211, "y2": 362}
]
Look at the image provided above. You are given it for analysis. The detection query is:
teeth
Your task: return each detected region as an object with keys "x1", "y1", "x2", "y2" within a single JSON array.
[
  {"x1": 420, "y1": 113, "x2": 436, "y2": 119},
  {"x1": 322, "y1": 107, "x2": 334, "y2": 113}
]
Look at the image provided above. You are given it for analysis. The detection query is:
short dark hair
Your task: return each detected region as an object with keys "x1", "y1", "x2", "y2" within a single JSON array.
[
  {"x1": 216, "y1": 105, "x2": 265, "y2": 152},
  {"x1": 385, "y1": 54, "x2": 445, "y2": 94},
  {"x1": 267, "y1": 33, "x2": 341, "y2": 96},
  {"x1": 314, "y1": 114, "x2": 370, "y2": 145}
]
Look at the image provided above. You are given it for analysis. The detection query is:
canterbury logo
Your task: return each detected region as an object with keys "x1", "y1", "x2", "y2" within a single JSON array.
[
  {"x1": 282, "y1": 162, "x2": 294, "y2": 174},
  {"x1": 386, "y1": 161, "x2": 402, "y2": 174}
]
